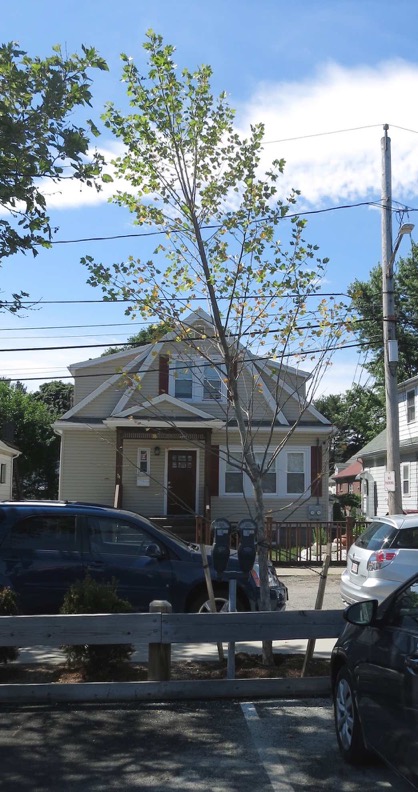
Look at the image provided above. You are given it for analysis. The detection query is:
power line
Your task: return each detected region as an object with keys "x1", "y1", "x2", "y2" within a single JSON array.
[
  {"x1": 0, "y1": 312, "x2": 370, "y2": 353},
  {"x1": 263, "y1": 123, "x2": 384, "y2": 145},
  {"x1": 4, "y1": 336, "x2": 385, "y2": 384},
  {"x1": 0, "y1": 309, "x2": 390, "y2": 342},
  {"x1": 34, "y1": 200, "x2": 405, "y2": 248},
  {"x1": 0, "y1": 291, "x2": 350, "y2": 307},
  {"x1": 0, "y1": 321, "x2": 149, "y2": 332}
]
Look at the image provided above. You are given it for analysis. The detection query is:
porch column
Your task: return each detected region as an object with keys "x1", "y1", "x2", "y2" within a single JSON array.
[
  {"x1": 203, "y1": 429, "x2": 212, "y2": 529},
  {"x1": 114, "y1": 427, "x2": 124, "y2": 508}
]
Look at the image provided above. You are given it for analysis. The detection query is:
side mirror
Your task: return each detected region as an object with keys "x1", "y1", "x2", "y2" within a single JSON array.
[
  {"x1": 344, "y1": 599, "x2": 378, "y2": 626},
  {"x1": 145, "y1": 543, "x2": 163, "y2": 560},
  {"x1": 237, "y1": 518, "x2": 257, "y2": 574},
  {"x1": 211, "y1": 518, "x2": 231, "y2": 576}
]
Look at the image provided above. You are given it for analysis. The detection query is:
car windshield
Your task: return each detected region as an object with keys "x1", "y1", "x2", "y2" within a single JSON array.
[{"x1": 355, "y1": 521, "x2": 398, "y2": 550}]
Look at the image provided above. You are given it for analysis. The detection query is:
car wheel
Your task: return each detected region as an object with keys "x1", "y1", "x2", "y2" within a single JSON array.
[
  {"x1": 334, "y1": 666, "x2": 368, "y2": 764},
  {"x1": 190, "y1": 591, "x2": 246, "y2": 613}
]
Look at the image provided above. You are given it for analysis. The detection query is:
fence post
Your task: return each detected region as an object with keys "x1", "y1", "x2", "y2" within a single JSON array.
[{"x1": 148, "y1": 600, "x2": 172, "y2": 681}]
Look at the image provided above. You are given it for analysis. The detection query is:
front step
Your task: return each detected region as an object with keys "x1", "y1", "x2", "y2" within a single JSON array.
[{"x1": 149, "y1": 515, "x2": 197, "y2": 543}]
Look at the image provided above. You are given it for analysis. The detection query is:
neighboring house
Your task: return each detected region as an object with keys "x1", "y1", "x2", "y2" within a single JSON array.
[
  {"x1": 332, "y1": 459, "x2": 362, "y2": 498},
  {"x1": 0, "y1": 440, "x2": 20, "y2": 500},
  {"x1": 54, "y1": 310, "x2": 333, "y2": 530},
  {"x1": 356, "y1": 373, "x2": 418, "y2": 517}
]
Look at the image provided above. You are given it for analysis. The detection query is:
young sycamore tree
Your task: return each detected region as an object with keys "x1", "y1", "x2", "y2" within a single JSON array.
[{"x1": 83, "y1": 32, "x2": 349, "y2": 657}]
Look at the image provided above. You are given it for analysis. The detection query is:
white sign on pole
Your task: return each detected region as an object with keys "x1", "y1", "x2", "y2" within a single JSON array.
[{"x1": 384, "y1": 471, "x2": 396, "y2": 491}]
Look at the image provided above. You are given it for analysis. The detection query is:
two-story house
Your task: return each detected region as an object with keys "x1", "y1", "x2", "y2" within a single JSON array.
[
  {"x1": 54, "y1": 311, "x2": 333, "y2": 534},
  {"x1": 357, "y1": 374, "x2": 418, "y2": 517}
]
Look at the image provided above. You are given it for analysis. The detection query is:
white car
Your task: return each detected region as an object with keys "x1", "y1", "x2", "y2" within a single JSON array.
[{"x1": 340, "y1": 514, "x2": 418, "y2": 605}]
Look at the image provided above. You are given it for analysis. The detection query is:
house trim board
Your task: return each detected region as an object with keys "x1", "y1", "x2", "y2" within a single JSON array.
[{"x1": 61, "y1": 346, "x2": 155, "y2": 420}]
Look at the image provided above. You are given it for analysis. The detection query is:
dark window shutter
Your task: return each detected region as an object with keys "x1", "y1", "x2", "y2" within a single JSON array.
[
  {"x1": 159, "y1": 355, "x2": 169, "y2": 395},
  {"x1": 311, "y1": 445, "x2": 323, "y2": 497},
  {"x1": 209, "y1": 445, "x2": 219, "y2": 497}
]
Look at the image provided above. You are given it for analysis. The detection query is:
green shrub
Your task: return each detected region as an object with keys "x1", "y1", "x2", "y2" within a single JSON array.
[
  {"x1": 0, "y1": 587, "x2": 19, "y2": 664},
  {"x1": 60, "y1": 576, "x2": 134, "y2": 678}
]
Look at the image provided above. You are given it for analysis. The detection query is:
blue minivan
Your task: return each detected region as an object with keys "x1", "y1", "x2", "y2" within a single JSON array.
[{"x1": 0, "y1": 501, "x2": 287, "y2": 614}]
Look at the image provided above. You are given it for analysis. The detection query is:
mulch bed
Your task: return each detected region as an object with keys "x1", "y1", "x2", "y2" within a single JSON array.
[{"x1": 0, "y1": 653, "x2": 330, "y2": 684}]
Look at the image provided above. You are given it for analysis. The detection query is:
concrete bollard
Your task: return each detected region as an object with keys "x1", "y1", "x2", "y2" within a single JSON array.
[{"x1": 148, "y1": 600, "x2": 172, "y2": 681}]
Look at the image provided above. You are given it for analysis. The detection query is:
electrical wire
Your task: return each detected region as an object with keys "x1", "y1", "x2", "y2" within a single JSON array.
[
  {"x1": 34, "y1": 200, "x2": 405, "y2": 247},
  {"x1": 0, "y1": 290, "x2": 351, "y2": 306},
  {"x1": 2, "y1": 335, "x2": 385, "y2": 383},
  {"x1": 263, "y1": 123, "x2": 384, "y2": 145}
]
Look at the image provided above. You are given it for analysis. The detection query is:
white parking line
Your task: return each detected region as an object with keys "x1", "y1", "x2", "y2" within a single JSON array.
[{"x1": 240, "y1": 702, "x2": 296, "y2": 792}]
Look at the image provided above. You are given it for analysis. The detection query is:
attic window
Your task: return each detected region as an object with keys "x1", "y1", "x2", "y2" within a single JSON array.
[
  {"x1": 203, "y1": 365, "x2": 222, "y2": 400},
  {"x1": 174, "y1": 361, "x2": 193, "y2": 399},
  {"x1": 194, "y1": 324, "x2": 206, "y2": 337}
]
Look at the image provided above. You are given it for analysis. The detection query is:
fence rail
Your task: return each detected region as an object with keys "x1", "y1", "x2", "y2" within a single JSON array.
[{"x1": 0, "y1": 607, "x2": 345, "y2": 703}]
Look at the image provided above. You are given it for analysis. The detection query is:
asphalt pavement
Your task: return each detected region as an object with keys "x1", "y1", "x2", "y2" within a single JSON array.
[{"x1": 0, "y1": 698, "x2": 409, "y2": 792}]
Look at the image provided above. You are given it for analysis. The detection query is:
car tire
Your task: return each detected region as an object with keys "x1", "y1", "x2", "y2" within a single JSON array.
[
  {"x1": 189, "y1": 590, "x2": 246, "y2": 614},
  {"x1": 334, "y1": 666, "x2": 369, "y2": 764}
]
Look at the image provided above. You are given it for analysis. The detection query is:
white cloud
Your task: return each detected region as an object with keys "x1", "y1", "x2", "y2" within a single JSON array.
[
  {"x1": 3, "y1": 59, "x2": 417, "y2": 216},
  {"x1": 237, "y1": 59, "x2": 418, "y2": 204}
]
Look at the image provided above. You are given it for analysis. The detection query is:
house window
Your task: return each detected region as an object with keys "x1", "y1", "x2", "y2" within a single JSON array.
[
  {"x1": 174, "y1": 361, "x2": 193, "y2": 399},
  {"x1": 286, "y1": 452, "x2": 305, "y2": 494},
  {"x1": 0, "y1": 464, "x2": 6, "y2": 484},
  {"x1": 402, "y1": 463, "x2": 410, "y2": 496},
  {"x1": 225, "y1": 454, "x2": 244, "y2": 493},
  {"x1": 203, "y1": 365, "x2": 222, "y2": 400},
  {"x1": 407, "y1": 389, "x2": 416, "y2": 423},
  {"x1": 348, "y1": 482, "x2": 354, "y2": 494},
  {"x1": 136, "y1": 448, "x2": 150, "y2": 487},
  {"x1": 255, "y1": 452, "x2": 277, "y2": 493},
  {"x1": 221, "y1": 446, "x2": 308, "y2": 497}
]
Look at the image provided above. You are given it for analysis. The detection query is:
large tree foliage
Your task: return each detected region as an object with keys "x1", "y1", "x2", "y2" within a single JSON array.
[
  {"x1": 0, "y1": 381, "x2": 59, "y2": 498},
  {"x1": 349, "y1": 242, "x2": 418, "y2": 386},
  {"x1": 33, "y1": 380, "x2": 74, "y2": 416},
  {"x1": 101, "y1": 321, "x2": 172, "y2": 356},
  {"x1": 0, "y1": 42, "x2": 108, "y2": 310},
  {"x1": 83, "y1": 32, "x2": 349, "y2": 656},
  {"x1": 315, "y1": 385, "x2": 385, "y2": 467}
]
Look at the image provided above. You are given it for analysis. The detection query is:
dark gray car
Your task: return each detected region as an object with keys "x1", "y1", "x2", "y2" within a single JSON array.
[{"x1": 332, "y1": 572, "x2": 418, "y2": 789}]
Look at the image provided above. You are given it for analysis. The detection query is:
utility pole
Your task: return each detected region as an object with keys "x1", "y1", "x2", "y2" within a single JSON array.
[{"x1": 381, "y1": 124, "x2": 402, "y2": 514}]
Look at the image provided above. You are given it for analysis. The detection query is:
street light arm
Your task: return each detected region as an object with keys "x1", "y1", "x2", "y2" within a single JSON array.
[{"x1": 387, "y1": 223, "x2": 415, "y2": 275}]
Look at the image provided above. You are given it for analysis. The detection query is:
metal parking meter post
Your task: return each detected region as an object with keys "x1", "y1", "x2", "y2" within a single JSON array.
[
  {"x1": 227, "y1": 578, "x2": 237, "y2": 680},
  {"x1": 200, "y1": 542, "x2": 224, "y2": 662}
]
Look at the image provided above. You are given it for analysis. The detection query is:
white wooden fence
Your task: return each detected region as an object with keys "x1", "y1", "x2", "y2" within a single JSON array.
[{"x1": 0, "y1": 608, "x2": 345, "y2": 703}]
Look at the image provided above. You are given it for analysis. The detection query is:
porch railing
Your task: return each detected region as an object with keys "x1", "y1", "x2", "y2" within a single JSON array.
[{"x1": 195, "y1": 516, "x2": 367, "y2": 566}]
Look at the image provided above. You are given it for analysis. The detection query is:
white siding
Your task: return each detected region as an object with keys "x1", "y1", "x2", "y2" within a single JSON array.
[
  {"x1": 211, "y1": 429, "x2": 329, "y2": 524},
  {"x1": 0, "y1": 454, "x2": 13, "y2": 500},
  {"x1": 120, "y1": 439, "x2": 204, "y2": 516},
  {"x1": 59, "y1": 429, "x2": 116, "y2": 504},
  {"x1": 399, "y1": 387, "x2": 418, "y2": 444}
]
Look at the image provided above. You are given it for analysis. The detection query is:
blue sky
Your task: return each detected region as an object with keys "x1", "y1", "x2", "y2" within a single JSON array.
[{"x1": 1, "y1": 0, "x2": 418, "y2": 396}]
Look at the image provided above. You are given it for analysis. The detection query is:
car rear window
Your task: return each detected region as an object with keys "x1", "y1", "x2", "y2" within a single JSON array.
[
  {"x1": 355, "y1": 521, "x2": 398, "y2": 551},
  {"x1": 392, "y1": 527, "x2": 418, "y2": 549}
]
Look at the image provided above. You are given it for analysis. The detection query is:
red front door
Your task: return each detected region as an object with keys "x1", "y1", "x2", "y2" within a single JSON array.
[{"x1": 167, "y1": 450, "x2": 197, "y2": 515}]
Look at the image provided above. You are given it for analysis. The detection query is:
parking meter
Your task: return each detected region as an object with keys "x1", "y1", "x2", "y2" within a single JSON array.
[
  {"x1": 237, "y1": 518, "x2": 257, "y2": 574},
  {"x1": 211, "y1": 518, "x2": 231, "y2": 576}
]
